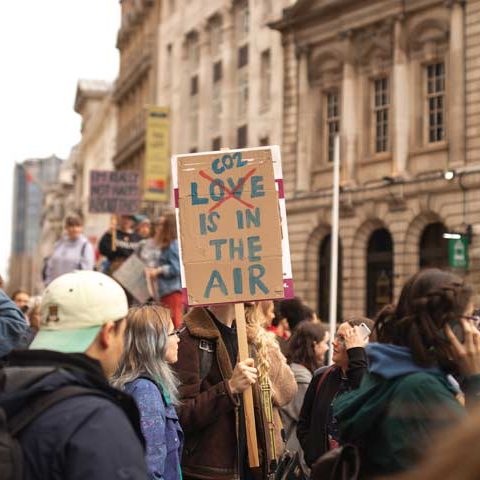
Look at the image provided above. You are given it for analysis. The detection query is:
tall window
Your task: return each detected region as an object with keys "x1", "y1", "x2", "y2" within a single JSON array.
[
  {"x1": 373, "y1": 77, "x2": 389, "y2": 153},
  {"x1": 190, "y1": 75, "x2": 199, "y2": 148},
  {"x1": 187, "y1": 34, "x2": 200, "y2": 71},
  {"x1": 237, "y1": 45, "x2": 249, "y2": 120},
  {"x1": 237, "y1": 125, "x2": 248, "y2": 148},
  {"x1": 426, "y1": 62, "x2": 445, "y2": 143},
  {"x1": 326, "y1": 91, "x2": 340, "y2": 163},
  {"x1": 212, "y1": 136, "x2": 222, "y2": 151},
  {"x1": 187, "y1": 34, "x2": 200, "y2": 148},
  {"x1": 260, "y1": 49, "x2": 271, "y2": 112},
  {"x1": 212, "y1": 61, "x2": 222, "y2": 133},
  {"x1": 210, "y1": 18, "x2": 222, "y2": 59},
  {"x1": 236, "y1": 1, "x2": 249, "y2": 43}
]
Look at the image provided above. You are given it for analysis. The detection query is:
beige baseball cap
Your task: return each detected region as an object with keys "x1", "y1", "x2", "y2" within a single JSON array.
[{"x1": 30, "y1": 270, "x2": 128, "y2": 353}]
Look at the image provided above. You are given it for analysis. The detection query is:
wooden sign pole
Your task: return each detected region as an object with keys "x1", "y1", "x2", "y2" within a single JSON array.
[
  {"x1": 218, "y1": 145, "x2": 259, "y2": 467},
  {"x1": 111, "y1": 214, "x2": 117, "y2": 252},
  {"x1": 234, "y1": 302, "x2": 260, "y2": 468}
]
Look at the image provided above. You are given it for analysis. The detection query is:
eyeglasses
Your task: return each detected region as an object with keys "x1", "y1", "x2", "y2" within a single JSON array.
[{"x1": 462, "y1": 314, "x2": 480, "y2": 328}]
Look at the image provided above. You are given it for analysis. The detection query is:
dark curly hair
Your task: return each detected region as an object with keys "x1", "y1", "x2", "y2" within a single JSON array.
[
  {"x1": 373, "y1": 268, "x2": 473, "y2": 369},
  {"x1": 287, "y1": 321, "x2": 328, "y2": 372}
]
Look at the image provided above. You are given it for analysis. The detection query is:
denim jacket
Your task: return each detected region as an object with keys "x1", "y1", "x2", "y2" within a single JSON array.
[
  {"x1": 157, "y1": 240, "x2": 182, "y2": 298},
  {"x1": 124, "y1": 378, "x2": 183, "y2": 480}
]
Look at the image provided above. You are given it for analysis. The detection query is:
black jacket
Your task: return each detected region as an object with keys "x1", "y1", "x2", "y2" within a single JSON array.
[
  {"x1": 98, "y1": 229, "x2": 142, "y2": 262},
  {"x1": 1, "y1": 350, "x2": 148, "y2": 480},
  {"x1": 296, "y1": 347, "x2": 368, "y2": 467}
]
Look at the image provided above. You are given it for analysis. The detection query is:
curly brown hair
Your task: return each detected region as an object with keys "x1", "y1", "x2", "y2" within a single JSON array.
[{"x1": 373, "y1": 268, "x2": 473, "y2": 369}]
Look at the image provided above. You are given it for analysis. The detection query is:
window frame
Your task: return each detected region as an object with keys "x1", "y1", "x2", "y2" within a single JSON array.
[
  {"x1": 324, "y1": 89, "x2": 341, "y2": 164},
  {"x1": 424, "y1": 61, "x2": 446, "y2": 145},
  {"x1": 372, "y1": 76, "x2": 390, "y2": 155}
]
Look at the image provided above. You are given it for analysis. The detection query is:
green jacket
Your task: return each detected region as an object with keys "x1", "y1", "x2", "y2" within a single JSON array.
[{"x1": 333, "y1": 344, "x2": 480, "y2": 476}]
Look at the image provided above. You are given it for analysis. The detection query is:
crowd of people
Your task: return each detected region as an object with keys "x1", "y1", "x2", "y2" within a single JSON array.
[{"x1": 1, "y1": 213, "x2": 480, "y2": 479}]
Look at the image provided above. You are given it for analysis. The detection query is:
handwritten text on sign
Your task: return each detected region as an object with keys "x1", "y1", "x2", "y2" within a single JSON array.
[
  {"x1": 176, "y1": 148, "x2": 284, "y2": 305},
  {"x1": 89, "y1": 170, "x2": 140, "y2": 214}
]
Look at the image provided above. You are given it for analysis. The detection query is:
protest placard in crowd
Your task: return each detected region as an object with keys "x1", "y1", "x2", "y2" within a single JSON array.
[
  {"x1": 112, "y1": 254, "x2": 155, "y2": 303},
  {"x1": 89, "y1": 170, "x2": 140, "y2": 214},
  {"x1": 172, "y1": 146, "x2": 293, "y2": 306}
]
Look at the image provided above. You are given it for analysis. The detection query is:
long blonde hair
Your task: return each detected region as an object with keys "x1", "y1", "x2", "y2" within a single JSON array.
[
  {"x1": 245, "y1": 301, "x2": 281, "y2": 380},
  {"x1": 111, "y1": 305, "x2": 180, "y2": 405}
]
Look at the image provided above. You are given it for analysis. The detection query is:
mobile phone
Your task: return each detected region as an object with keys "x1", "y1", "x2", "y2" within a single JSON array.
[
  {"x1": 358, "y1": 322, "x2": 371, "y2": 339},
  {"x1": 448, "y1": 319, "x2": 465, "y2": 344}
]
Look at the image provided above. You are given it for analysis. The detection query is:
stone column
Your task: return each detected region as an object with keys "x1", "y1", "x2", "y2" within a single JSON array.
[
  {"x1": 296, "y1": 45, "x2": 311, "y2": 192},
  {"x1": 447, "y1": 0, "x2": 466, "y2": 167},
  {"x1": 198, "y1": 22, "x2": 211, "y2": 151},
  {"x1": 341, "y1": 32, "x2": 357, "y2": 183},
  {"x1": 393, "y1": 15, "x2": 409, "y2": 176},
  {"x1": 221, "y1": 5, "x2": 236, "y2": 149}
]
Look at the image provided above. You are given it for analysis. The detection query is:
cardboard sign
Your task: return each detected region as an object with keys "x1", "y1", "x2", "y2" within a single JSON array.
[
  {"x1": 89, "y1": 170, "x2": 140, "y2": 214},
  {"x1": 112, "y1": 253, "x2": 155, "y2": 303},
  {"x1": 172, "y1": 146, "x2": 293, "y2": 306}
]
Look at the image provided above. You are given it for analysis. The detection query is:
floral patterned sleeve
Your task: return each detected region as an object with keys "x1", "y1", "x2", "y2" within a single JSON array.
[{"x1": 125, "y1": 379, "x2": 167, "y2": 480}]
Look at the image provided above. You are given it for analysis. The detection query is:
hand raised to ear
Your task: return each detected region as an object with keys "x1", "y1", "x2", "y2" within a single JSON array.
[{"x1": 445, "y1": 319, "x2": 480, "y2": 377}]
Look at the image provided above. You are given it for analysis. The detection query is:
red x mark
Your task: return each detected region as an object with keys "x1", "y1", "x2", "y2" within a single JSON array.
[{"x1": 199, "y1": 168, "x2": 257, "y2": 213}]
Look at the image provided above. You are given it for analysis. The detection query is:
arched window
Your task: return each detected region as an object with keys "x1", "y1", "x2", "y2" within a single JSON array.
[
  {"x1": 318, "y1": 234, "x2": 342, "y2": 323},
  {"x1": 419, "y1": 222, "x2": 448, "y2": 269},
  {"x1": 366, "y1": 228, "x2": 394, "y2": 318}
]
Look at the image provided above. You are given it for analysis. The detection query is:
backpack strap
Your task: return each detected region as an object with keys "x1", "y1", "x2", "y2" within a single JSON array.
[
  {"x1": 77, "y1": 241, "x2": 88, "y2": 269},
  {"x1": 8, "y1": 385, "x2": 106, "y2": 436},
  {"x1": 198, "y1": 339, "x2": 215, "y2": 382},
  {"x1": 314, "y1": 365, "x2": 336, "y2": 399}
]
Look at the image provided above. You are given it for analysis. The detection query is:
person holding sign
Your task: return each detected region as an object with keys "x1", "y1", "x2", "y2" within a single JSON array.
[
  {"x1": 146, "y1": 213, "x2": 182, "y2": 328},
  {"x1": 98, "y1": 214, "x2": 142, "y2": 274},
  {"x1": 174, "y1": 302, "x2": 296, "y2": 480}
]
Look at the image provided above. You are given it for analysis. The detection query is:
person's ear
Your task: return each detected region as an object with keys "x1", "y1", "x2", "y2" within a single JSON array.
[{"x1": 99, "y1": 322, "x2": 115, "y2": 349}]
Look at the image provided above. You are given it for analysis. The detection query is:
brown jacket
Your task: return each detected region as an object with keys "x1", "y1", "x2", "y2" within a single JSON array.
[{"x1": 174, "y1": 307, "x2": 296, "y2": 480}]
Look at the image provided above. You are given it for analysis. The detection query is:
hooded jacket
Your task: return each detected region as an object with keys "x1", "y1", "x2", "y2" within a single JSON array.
[
  {"x1": 0, "y1": 289, "x2": 28, "y2": 357},
  {"x1": 333, "y1": 343, "x2": 480, "y2": 476},
  {"x1": 1, "y1": 350, "x2": 148, "y2": 480}
]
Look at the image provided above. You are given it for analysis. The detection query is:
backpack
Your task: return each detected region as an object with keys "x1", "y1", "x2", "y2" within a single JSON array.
[
  {"x1": 310, "y1": 444, "x2": 361, "y2": 480},
  {"x1": 0, "y1": 369, "x2": 108, "y2": 480}
]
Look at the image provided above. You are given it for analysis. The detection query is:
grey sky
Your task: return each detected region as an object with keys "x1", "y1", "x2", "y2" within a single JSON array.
[{"x1": 0, "y1": 1, "x2": 120, "y2": 280}]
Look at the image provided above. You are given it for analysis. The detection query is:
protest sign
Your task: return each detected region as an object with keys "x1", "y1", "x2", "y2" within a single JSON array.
[
  {"x1": 172, "y1": 146, "x2": 293, "y2": 306},
  {"x1": 144, "y1": 106, "x2": 170, "y2": 202},
  {"x1": 112, "y1": 254, "x2": 154, "y2": 303},
  {"x1": 89, "y1": 170, "x2": 140, "y2": 214}
]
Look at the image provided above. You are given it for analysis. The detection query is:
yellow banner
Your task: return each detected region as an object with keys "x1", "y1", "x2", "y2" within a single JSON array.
[{"x1": 144, "y1": 106, "x2": 170, "y2": 202}]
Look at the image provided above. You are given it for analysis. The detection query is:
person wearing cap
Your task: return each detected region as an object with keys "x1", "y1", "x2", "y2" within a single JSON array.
[
  {"x1": 99, "y1": 214, "x2": 142, "y2": 274},
  {"x1": 134, "y1": 214, "x2": 152, "y2": 239},
  {"x1": 0, "y1": 270, "x2": 148, "y2": 479},
  {"x1": 43, "y1": 215, "x2": 95, "y2": 286}
]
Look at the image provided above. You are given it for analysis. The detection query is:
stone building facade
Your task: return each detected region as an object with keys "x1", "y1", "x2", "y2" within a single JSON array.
[
  {"x1": 272, "y1": 0, "x2": 480, "y2": 320},
  {"x1": 113, "y1": 0, "x2": 161, "y2": 176},
  {"x1": 156, "y1": 0, "x2": 295, "y2": 155},
  {"x1": 74, "y1": 80, "x2": 117, "y2": 244}
]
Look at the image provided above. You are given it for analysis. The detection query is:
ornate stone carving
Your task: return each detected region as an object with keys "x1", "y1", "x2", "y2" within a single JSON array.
[
  {"x1": 308, "y1": 47, "x2": 343, "y2": 84},
  {"x1": 355, "y1": 20, "x2": 394, "y2": 70},
  {"x1": 408, "y1": 17, "x2": 449, "y2": 55}
]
